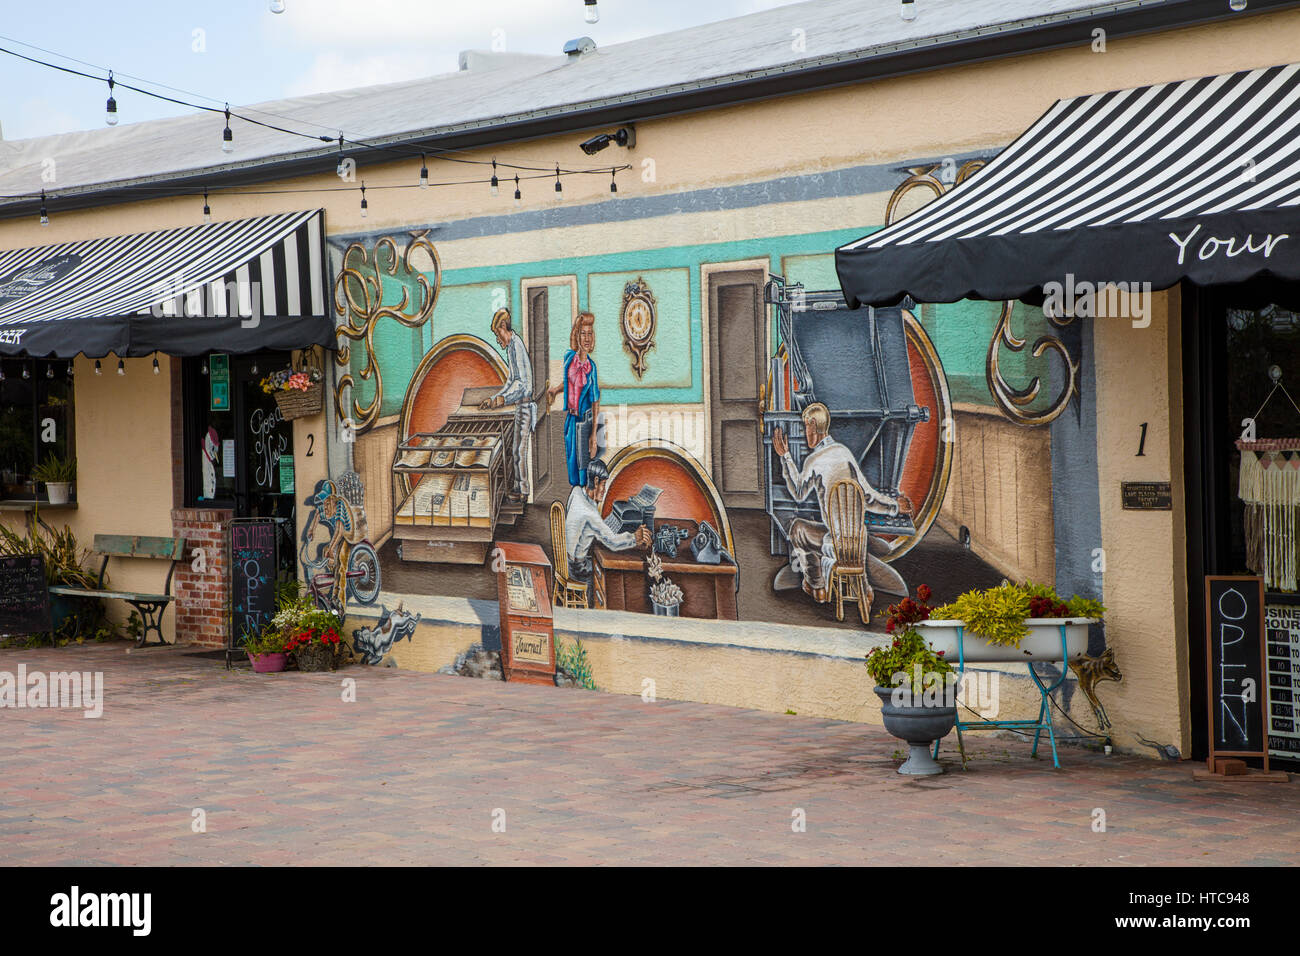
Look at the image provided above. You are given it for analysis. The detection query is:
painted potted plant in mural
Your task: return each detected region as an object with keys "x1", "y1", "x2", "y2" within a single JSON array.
[
  {"x1": 867, "y1": 586, "x2": 957, "y2": 776},
  {"x1": 284, "y1": 607, "x2": 346, "y2": 672},
  {"x1": 243, "y1": 625, "x2": 289, "y2": 673},
  {"x1": 920, "y1": 581, "x2": 1104, "y2": 663},
  {"x1": 646, "y1": 551, "x2": 683, "y2": 617},
  {"x1": 260, "y1": 361, "x2": 323, "y2": 421},
  {"x1": 32, "y1": 453, "x2": 75, "y2": 505}
]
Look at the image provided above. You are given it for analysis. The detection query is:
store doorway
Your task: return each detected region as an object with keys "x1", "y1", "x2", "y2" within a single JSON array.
[
  {"x1": 1185, "y1": 283, "x2": 1300, "y2": 766},
  {"x1": 183, "y1": 351, "x2": 296, "y2": 568}
]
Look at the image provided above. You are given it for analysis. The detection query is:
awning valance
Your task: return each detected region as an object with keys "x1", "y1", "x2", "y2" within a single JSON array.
[
  {"x1": 836, "y1": 62, "x2": 1300, "y2": 307},
  {"x1": 0, "y1": 209, "x2": 331, "y2": 357}
]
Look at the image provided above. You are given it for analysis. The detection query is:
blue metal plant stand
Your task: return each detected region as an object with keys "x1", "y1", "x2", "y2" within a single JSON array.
[{"x1": 934, "y1": 623, "x2": 1072, "y2": 769}]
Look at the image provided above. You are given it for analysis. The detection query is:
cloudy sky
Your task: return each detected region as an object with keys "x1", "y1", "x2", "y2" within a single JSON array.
[{"x1": 0, "y1": 0, "x2": 805, "y2": 141}]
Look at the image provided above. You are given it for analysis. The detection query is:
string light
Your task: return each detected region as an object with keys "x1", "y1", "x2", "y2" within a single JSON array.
[
  {"x1": 21, "y1": 364, "x2": 29, "y2": 379},
  {"x1": 66, "y1": 362, "x2": 73, "y2": 378},
  {"x1": 270, "y1": 0, "x2": 286, "y2": 12},
  {"x1": 585, "y1": 0, "x2": 599, "y2": 24},
  {"x1": 45, "y1": 364, "x2": 53, "y2": 379},
  {"x1": 490, "y1": 159, "x2": 499, "y2": 197},
  {"x1": 901, "y1": 0, "x2": 917, "y2": 21},
  {"x1": 514, "y1": 174, "x2": 521, "y2": 206},
  {"x1": 117, "y1": 359, "x2": 125, "y2": 375},
  {"x1": 419, "y1": 154, "x2": 428, "y2": 189},
  {"x1": 94, "y1": 360, "x2": 102, "y2": 375},
  {"x1": 201, "y1": 359, "x2": 208, "y2": 375},
  {"x1": 152, "y1": 356, "x2": 160, "y2": 375},
  {"x1": 202, "y1": 188, "x2": 211, "y2": 224},
  {"x1": 105, "y1": 70, "x2": 117, "y2": 125},
  {"x1": 610, "y1": 168, "x2": 617, "y2": 194},
  {"x1": 39, "y1": 189, "x2": 48, "y2": 226},
  {"x1": 554, "y1": 164, "x2": 563, "y2": 201},
  {"x1": 360, "y1": 181, "x2": 368, "y2": 218},
  {"x1": 222, "y1": 105, "x2": 234, "y2": 153}
]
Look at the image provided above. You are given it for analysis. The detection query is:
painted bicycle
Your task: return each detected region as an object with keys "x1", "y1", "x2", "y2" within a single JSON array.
[{"x1": 300, "y1": 472, "x2": 381, "y2": 613}]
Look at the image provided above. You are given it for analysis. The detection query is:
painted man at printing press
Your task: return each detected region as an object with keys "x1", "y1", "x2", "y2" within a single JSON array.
[
  {"x1": 480, "y1": 307, "x2": 536, "y2": 502},
  {"x1": 771, "y1": 402, "x2": 910, "y2": 609}
]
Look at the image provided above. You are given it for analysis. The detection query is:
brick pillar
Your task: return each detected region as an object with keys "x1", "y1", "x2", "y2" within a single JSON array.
[{"x1": 172, "y1": 508, "x2": 233, "y2": 647}]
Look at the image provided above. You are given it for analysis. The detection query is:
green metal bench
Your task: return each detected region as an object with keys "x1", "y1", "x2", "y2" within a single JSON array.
[{"x1": 48, "y1": 534, "x2": 186, "y2": 647}]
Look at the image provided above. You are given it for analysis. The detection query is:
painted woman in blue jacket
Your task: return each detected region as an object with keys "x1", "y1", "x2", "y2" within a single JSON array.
[{"x1": 546, "y1": 310, "x2": 600, "y2": 487}]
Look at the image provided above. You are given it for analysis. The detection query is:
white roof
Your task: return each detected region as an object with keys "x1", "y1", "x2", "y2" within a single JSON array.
[{"x1": 0, "y1": 0, "x2": 1125, "y2": 200}]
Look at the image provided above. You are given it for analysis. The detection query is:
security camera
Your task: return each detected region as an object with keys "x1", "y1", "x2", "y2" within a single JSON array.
[{"x1": 579, "y1": 126, "x2": 635, "y2": 155}]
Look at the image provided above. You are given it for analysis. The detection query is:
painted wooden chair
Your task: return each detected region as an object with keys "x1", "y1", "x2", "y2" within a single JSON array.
[
  {"x1": 827, "y1": 479, "x2": 872, "y2": 625},
  {"x1": 549, "y1": 500, "x2": 589, "y2": 609}
]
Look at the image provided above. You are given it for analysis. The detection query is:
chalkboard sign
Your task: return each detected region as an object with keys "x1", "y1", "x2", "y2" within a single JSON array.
[
  {"x1": 1205, "y1": 576, "x2": 1269, "y2": 769},
  {"x1": 0, "y1": 554, "x2": 52, "y2": 635},
  {"x1": 229, "y1": 518, "x2": 279, "y2": 652}
]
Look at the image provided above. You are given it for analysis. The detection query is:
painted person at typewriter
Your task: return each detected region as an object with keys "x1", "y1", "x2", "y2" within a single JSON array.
[
  {"x1": 771, "y1": 402, "x2": 908, "y2": 609},
  {"x1": 565, "y1": 457, "x2": 652, "y2": 603}
]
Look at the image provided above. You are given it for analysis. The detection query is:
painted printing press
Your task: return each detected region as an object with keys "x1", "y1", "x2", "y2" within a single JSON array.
[
  {"x1": 391, "y1": 386, "x2": 518, "y2": 565},
  {"x1": 761, "y1": 277, "x2": 934, "y2": 592}
]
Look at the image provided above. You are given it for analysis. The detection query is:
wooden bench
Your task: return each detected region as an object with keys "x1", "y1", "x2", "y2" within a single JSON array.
[{"x1": 48, "y1": 534, "x2": 186, "y2": 647}]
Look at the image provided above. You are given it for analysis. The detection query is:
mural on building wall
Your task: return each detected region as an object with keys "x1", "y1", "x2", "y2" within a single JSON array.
[
  {"x1": 322, "y1": 154, "x2": 1096, "y2": 665},
  {"x1": 352, "y1": 603, "x2": 421, "y2": 665},
  {"x1": 300, "y1": 471, "x2": 380, "y2": 614}
]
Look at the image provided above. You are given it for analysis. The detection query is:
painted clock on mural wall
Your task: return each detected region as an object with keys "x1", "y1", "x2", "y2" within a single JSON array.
[{"x1": 621, "y1": 277, "x2": 657, "y2": 379}]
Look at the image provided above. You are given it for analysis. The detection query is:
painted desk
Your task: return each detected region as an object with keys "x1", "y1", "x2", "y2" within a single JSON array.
[{"x1": 591, "y1": 519, "x2": 738, "y2": 620}]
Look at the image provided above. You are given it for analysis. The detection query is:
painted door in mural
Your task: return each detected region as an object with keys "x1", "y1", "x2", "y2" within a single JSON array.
[
  {"x1": 709, "y1": 269, "x2": 767, "y2": 509},
  {"x1": 528, "y1": 286, "x2": 554, "y2": 501}
]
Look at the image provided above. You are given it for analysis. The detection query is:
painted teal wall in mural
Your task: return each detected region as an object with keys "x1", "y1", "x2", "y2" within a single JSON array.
[{"x1": 586, "y1": 268, "x2": 693, "y2": 391}]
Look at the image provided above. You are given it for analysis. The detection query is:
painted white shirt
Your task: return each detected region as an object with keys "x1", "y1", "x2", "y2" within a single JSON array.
[
  {"x1": 566, "y1": 484, "x2": 635, "y2": 565},
  {"x1": 780, "y1": 435, "x2": 898, "y2": 520}
]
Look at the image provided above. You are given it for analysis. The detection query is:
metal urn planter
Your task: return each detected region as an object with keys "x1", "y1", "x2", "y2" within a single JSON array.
[{"x1": 873, "y1": 686, "x2": 957, "y2": 776}]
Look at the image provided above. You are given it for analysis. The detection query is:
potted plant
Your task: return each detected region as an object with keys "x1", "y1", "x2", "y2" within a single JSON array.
[
  {"x1": 284, "y1": 606, "x2": 346, "y2": 671},
  {"x1": 243, "y1": 624, "x2": 289, "y2": 673},
  {"x1": 260, "y1": 363, "x2": 323, "y2": 420},
  {"x1": 920, "y1": 580, "x2": 1104, "y2": 663},
  {"x1": 645, "y1": 552, "x2": 683, "y2": 616},
  {"x1": 866, "y1": 586, "x2": 957, "y2": 776},
  {"x1": 32, "y1": 454, "x2": 75, "y2": 505}
]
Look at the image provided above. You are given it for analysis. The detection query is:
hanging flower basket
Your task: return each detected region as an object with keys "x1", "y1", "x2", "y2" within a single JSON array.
[{"x1": 274, "y1": 383, "x2": 323, "y2": 420}]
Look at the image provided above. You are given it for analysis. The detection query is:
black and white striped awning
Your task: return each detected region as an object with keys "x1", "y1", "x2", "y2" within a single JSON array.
[
  {"x1": 836, "y1": 62, "x2": 1300, "y2": 307},
  {"x1": 0, "y1": 208, "x2": 331, "y2": 357}
]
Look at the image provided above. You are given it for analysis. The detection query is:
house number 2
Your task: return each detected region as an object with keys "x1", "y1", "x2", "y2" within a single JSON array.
[{"x1": 306, "y1": 434, "x2": 315, "y2": 456}]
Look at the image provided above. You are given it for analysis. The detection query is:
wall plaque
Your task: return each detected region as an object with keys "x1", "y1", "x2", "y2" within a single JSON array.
[{"x1": 1121, "y1": 481, "x2": 1172, "y2": 510}]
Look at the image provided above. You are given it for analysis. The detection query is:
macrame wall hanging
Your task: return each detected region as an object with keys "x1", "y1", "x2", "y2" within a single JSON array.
[{"x1": 1236, "y1": 366, "x2": 1300, "y2": 591}]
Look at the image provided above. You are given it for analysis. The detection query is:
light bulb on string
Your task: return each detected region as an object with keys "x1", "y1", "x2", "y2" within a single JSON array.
[
  {"x1": 117, "y1": 359, "x2": 125, "y2": 376},
  {"x1": 584, "y1": 0, "x2": 599, "y2": 24},
  {"x1": 901, "y1": 0, "x2": 917, "y2": 21},
  {"x1": 202, "y1": 188, "x2": 211, "y2": 224},
  {"x1": 222, "y1": 106, "x2": 234, "y2": 153},
  {"x1": 152, "y1": 356, "x2": 160, "y2": 375},
  {"x1": 94, "y1": 360, "x2": 102, "y2": 376},
  {"x1": 1229, "y1": 0, "x2": 1247, "y2": 9},
  {"x1": 21, "y1": 364, "x2": 29, "y2": 380},
  {"x1": 270, "y1": 0, "x2": 286, "y2": 11},
  {"x1": 336, "y1": 133, "x2": 348, "y2": 178},
  {"x1": 251, "y1": 360, "x2": 258, "y2": 375},
  {"x1": 554, "y1": 165, "x2": 563, "y2": 202},
  {"x1": 66, "y1": 362, "x2": 73, "y2": 379},
  {"x1": 105, "y1": 71, "x2": 118, "y2": 126},
  {"x1": 490, "y1": 160, "x2": 499, "y2": 197},
  {"x1": 419, "y1": 155, "x2": 429, "y2": 189},
  {"x1": 360, "y1": 182, "x2": 368, "y2": 219},
  {"x1": 39, "y1": 190, "x2": 49, "y2": 226},
  {"x1": 45, "y1": 364, "x2": 53, "y2": 379},
  {"x1": 201, "y1": 359, "x2": 209, "y2": 375},
  {"x1": 513, "y1": 175, "x2": 521, "y2": 206},
  {"x1": 610, "y1": 169, "x2": 617, "y2": 194}
]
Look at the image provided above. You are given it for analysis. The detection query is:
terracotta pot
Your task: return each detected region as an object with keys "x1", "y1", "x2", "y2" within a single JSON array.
[{"x1": 248, "y1": 651, "x2": 288, "y2": 673}]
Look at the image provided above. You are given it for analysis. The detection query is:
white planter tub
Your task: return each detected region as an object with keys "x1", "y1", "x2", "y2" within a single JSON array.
[
  {"x1": 44, "y1": 481, "x2": 71, "y2": 505},
  {"x1": 917, "y1": 618, "x2": 1098, "y2": 663}
]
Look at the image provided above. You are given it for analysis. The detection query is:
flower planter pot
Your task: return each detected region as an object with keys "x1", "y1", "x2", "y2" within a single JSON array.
[
  {"x1": 651, "y1": 598, "x2": 680, "y2": 617},
  {"x1": 248, "y1": 651, "x2": 288, "y2": 673},
  {"x1": 274, "y1": 383, "x2": 323, "y2": 420},
  {"x1": 917, "y1": 618, "x2": 1098, "y2": 663},
  {"x1": 873, "y1": 686, "x2": 957, "y2": 776},
  {"x1": 294, "y1": 642, "x2": 338, "y2": 672},
  {"x1": 44, "y1": 482, "x2": 71, "y2": 505}
]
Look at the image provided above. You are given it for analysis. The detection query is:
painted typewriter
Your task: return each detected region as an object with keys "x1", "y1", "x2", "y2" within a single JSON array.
[{"x1": 761, "y1": 276, "x2": 931, "y2": 556}]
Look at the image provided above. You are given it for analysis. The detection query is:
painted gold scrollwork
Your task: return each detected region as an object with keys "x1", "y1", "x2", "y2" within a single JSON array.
[
  {"x1": 884, "y1": 160, "x2": 1080, "y2": 427},
  {"x1": 333, "y1": 231, "x2": 442, "y2": 433}
]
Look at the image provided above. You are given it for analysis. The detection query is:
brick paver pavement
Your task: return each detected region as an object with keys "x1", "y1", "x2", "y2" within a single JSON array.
[{"x1": 2, "y1": 642, "x2": 1297, "y2": 866}]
